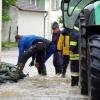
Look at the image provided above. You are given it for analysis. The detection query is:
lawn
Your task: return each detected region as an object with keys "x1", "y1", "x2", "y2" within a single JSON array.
[{"x1": 2, "y1": 42, "x2": 18, "y2": 48}]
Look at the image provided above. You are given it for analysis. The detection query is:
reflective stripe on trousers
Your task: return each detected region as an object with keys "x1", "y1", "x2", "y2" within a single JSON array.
[
  {"x1": 70, "y1": 41, "x2": 77, "y2": 46},
  {"x1": 70, "y1": 54, "x2": 79, "y2": 60},
  {"x1": 71, "y1": 72, "x2": 79, "y2": 77}
]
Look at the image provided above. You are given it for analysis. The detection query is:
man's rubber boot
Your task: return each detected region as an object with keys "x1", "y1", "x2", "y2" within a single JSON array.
[
  {"x1": 41, "y1": 65, "x2": 47, "y2": 76},
  {"x1": 71, "y1": 76, "x2": 79, "y2": 86},
  {"x1": 41, "y1": 69, "x2": 47, "y2": 76},
  {"x1": 8, "y1": 63, "x2": 24, "y2": 82},
  {"x1": 61, "y1": 73, "x2": 66, "y2": 78},
  {"x1": 0, "y1": 76, "x2": 5, "y2": 83}
]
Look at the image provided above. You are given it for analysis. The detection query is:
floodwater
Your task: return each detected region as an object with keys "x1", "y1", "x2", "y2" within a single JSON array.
[{"x1": 0, "y1": 48, "x2": 88, "y2": 100}]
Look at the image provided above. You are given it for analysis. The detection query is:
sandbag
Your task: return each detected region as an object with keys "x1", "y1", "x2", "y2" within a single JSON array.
[{"x1": 0, "y1": 62, "x2": 27, "y2": 84}]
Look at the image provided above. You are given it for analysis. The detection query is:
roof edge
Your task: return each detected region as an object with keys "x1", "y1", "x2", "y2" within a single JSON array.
[{"x1": 16, "y1": 6, "x2": 47, "y2": 13}]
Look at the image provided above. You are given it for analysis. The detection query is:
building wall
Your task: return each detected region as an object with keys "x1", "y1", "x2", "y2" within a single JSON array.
[
  {"x1": 39, "y1": 0, "x2": 45, "y2": 10},
  {"x1": 45, "y1": 0, "x2": 61, "y2": 40},
  {"x1": 18, "y1": 10, "x2": 44, "y2": 37},
  {"x1": 2, "y1": 6, "x2": 18, "y2": 42},
  {"x1": 0, "y1": 0, "x2": 2, "y2": 63},
  {"x1": 1, "y1": 0, "x2": 61, "y2": 42}
]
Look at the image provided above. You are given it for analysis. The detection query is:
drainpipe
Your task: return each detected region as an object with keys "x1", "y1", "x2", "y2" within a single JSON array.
[
  {"x1": 8, "y1": 26, "x2": 11, "y2": 49},
  {"x1": 44, "y1": 11, "x2": 48, "y2": 38},
  {"x1": 16, "y1": 26, "x2": 18, "y2": 35},
  {"x1": 8, "y1": 26, "x2": 11, "y2": 43}
]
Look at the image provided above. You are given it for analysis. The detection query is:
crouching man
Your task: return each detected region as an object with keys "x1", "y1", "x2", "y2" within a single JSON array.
[{"x1": 8, "y1": 35, "x2": 55, "y2": 81}]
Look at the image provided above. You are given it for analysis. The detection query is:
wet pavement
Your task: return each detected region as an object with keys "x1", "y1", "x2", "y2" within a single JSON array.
[{"x1": 1, "y1": 48, "x2": 88, "y2": 100}]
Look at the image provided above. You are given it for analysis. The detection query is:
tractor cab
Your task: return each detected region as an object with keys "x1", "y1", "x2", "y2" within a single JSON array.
[{"x1": 61, "y1": 0, "x2": 100, "y2": 28}]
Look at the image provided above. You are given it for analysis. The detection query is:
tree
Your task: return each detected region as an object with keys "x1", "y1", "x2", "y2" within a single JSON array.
[
  {"x1": 57, "y1": 16, "x2": 63, "y2": 28},
  {"x1": 57, "y1": 16, "x2": 63, "y2": 24},
  {"x1": 2, "y1": 0, "x2": 16, "y2": 22}
]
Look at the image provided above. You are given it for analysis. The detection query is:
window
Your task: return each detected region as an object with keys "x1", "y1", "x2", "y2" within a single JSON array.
[
  {"x1": 52, "y1": 0, "x2": 61, "y2": 11},
  {"x1": 30, "y1": 0, "x2": 39, "y2": 7}
]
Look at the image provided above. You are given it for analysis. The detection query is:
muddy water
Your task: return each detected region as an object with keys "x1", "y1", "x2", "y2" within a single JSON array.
[
  {"x1": 0, "y1": 76, "x2": 88, "y2": 100},
  {"x1": 1, "y1": 49, "x2": 88, "y2": 100}
]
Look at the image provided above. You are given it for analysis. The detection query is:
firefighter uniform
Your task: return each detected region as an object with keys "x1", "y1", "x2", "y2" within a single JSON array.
[
  {"x1": 70, "y1": 26, "x2": 79, "y2": 86},
  {"x1": 57, "y1": 28, "x2": 70, "y2": 77}
]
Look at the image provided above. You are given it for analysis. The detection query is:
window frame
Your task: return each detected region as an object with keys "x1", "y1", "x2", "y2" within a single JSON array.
[
  {"x1": 30, "y1": 0, "x2": 39, "y2": 7},
  {"x1": 52, "y1": 0, "x2": 61, "y2": 11}
]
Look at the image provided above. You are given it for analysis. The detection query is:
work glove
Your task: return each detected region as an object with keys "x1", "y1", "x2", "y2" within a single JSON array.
[
  {"x1": 29, "y1": 60, "x2": 34, "y2": 67},
  {"x1": 35, "y1": 63, "x2": 39, "y2": 69}
]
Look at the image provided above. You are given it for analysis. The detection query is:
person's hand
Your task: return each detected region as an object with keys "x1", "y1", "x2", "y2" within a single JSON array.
[
  {"x1": 29, "y1": 61, "x2": 34, "y2": 67},
  {"x1": 35, "y1": 63, "x2": 39, "y2": 69}
]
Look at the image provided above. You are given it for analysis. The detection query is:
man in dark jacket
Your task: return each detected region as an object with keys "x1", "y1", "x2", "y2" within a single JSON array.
[{"x1": 52, "y1": 22, "x2": 63, "y2": 75}]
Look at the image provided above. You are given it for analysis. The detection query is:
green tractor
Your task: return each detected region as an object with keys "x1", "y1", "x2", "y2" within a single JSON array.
[{"x1": 61, "y1": 0, "x2": 100, "y2": 100}]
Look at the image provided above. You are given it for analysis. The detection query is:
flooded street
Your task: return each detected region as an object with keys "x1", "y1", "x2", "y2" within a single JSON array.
[{"x1": 1, "y1": 48, "x2": 88, "y2": 100}]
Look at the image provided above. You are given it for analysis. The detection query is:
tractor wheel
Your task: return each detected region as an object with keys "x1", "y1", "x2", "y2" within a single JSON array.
[
  {"x1": 79, "y1": 14, "x2": 88, "y2": 95},
  {"x1": 88, "y1": 35, "x2": 100, "y2": 100}
]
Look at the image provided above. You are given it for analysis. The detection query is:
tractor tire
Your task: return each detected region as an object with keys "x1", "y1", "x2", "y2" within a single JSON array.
[
  {"x1": 79, "y1": 14, "x2": 88, "y2": 95},
  {"x1": 88, "y1": 36, "x2": 100, "y2": 100}
]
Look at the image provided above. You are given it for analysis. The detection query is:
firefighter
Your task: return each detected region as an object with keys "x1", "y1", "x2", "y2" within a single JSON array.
[
  {"x1": 57, "y1": 28, "x2": 70, "y2": 78},
  {"x1": 52, "y1": 22, "x2": 63, "y2": 75},
  {"x1": 70, "y1": 24, "x2": 79, "y2": 86}
]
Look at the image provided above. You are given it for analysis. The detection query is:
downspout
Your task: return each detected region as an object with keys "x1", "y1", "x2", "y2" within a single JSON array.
[
  {"x1": 8, "y1": 26, "x2": 11, "y2": 49},
  {"x1": 44, "y1": 11, "x2": 48, "y2": 38}
]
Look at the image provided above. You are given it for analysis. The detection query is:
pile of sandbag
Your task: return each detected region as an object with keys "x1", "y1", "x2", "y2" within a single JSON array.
[{"x1": 0, "y1": 62, "x2": 26, "y2": 84}]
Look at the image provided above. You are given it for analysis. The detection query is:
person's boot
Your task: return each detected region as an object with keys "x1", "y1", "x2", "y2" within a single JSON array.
[
  {"x1": 41, "y1": 69, "x2": 47, "y2": 76},
  {"x1": 55, "y1": 68, "x2": 58, "y2": 75},
  {"x1": 20, "y1": 73, "x2": 27, "y2": 79},
  {"x1": 57, "y1": 68, "x2": 62, "y2": 75},
  {"x1": 41, "y1": 65, "x2": 47, "y2": 76},
  {"x1": 61, "y1": 73, "x2": 66, "y2": 78},
  {"x1": 71, "y1": 76, "x2": 79, "y2": 86}
]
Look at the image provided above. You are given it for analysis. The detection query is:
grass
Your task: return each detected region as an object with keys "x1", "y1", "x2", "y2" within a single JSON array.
[{"x1": 2, "y1": 42, "x2": 18, "y2": 48}]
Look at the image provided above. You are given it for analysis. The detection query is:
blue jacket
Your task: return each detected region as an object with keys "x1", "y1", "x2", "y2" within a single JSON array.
[
  {"x1": 18, "y1": 35, "x2": 56, "y2": 63},
  {"x1": 18, "y1": 35, "x2": 42, "y2": 59}
]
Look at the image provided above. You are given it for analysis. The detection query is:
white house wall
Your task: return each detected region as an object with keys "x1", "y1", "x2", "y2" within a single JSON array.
[
  {"x1": 45, "y1": 0, "x2": 61, "y2": 40},
  {"x1": 18, "y1": 10, "x2": 44, "y2": 37},
  {"x1": 2, "y1": 6, "x2": 18, "y2": 42}
]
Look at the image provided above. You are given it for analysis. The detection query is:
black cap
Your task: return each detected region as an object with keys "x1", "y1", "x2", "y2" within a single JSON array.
[
  {"x1": 52, "y1": 21, "x2": 59, "y2": 29},
  {"x1": 62, "y1": 28, "x2": 70, "y2": 35}
]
